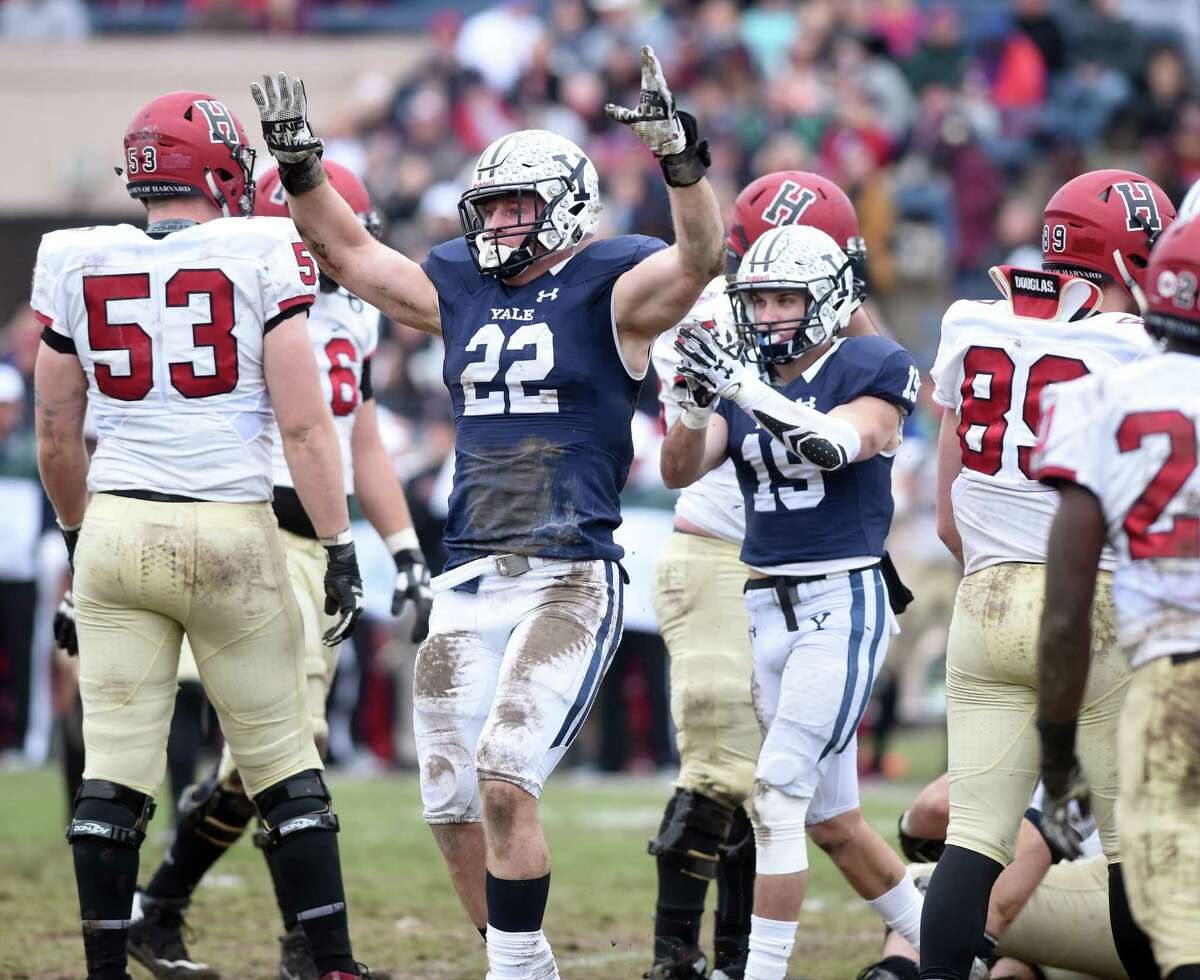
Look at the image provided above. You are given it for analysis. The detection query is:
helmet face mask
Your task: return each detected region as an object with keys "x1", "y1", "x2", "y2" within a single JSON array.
[
  {"x1": 729, "y1": 225, "x2": 856, "y2": 368},
  {"x1": 459, "y1": 130, "x2": 601, "y2": 279}
]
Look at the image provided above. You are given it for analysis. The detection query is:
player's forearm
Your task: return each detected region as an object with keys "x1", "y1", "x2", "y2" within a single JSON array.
[
  {"x1": 285, "y1": 177, "x2": 374, "y2": 282},
  {"x1": 661, "y1": 419, "x2": 709, "y2": 489},
  {"x1": 282, "y1": 419, "x2": 352, "y2": 540},
  {"x1": 729, "y1": 376, "x2": 863, "y2": 468},
  {"x1": 353, "y1": 439, "x2": 414, "y2": 540},
  {"x1": 666, "y1": 178, "x2": 724, "y2": 284},
  {"x1": 36, "y1": 433, "x2": 88, "y2": 527}
]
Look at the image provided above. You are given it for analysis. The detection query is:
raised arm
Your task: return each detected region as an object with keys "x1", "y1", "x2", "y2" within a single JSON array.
[
  {"x1": 250, "y1": 73, "x2": 441, "y2": 335},
  {"x1": 606, "y1": 48, "x2": 724, "y2": 369},
  {"x1": 676, "y1": 324, "x2": 901, "y2": 473}
]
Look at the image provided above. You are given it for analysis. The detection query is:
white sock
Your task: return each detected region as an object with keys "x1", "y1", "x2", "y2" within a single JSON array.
[
  {"x1": 867, "y1": 876, "x2": 924, "y2": 952},
  {"x1": 744, "y1": 914, "x2": 797, "y2": 980},
  {"x1": 485, "y1": 926, "x2": 556, "y2": 979}
]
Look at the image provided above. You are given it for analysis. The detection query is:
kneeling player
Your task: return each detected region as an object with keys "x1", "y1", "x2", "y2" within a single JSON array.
[
  {"x1": 1034, "y1": 214, "x2": 1200, "y2": 980},
  {"x1": 126, "y1": 163, "x2": 431, "y2": 980},
  {"x1": 662, "y1": 223, "x2": 924, "y2": 979}
]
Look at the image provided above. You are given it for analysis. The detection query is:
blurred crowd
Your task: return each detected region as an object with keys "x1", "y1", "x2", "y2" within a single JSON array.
[{"x1": 3, "y1": 0, "x2": 1200, "y2": 782}]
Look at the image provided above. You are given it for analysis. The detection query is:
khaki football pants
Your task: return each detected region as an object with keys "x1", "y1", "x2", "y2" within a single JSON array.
[
  {"x1": 945, "y1": 563, "x2": 1128, "y2": 865},
  {"x1": 908, "y1": 858, "x2": 1126, "y2": 979},
  {"x1": 74, "y1": 493, "x2": 321, "y2": 800},
  {"x1": 1119, "y1": 655, "x2": 1200, "y2": 976},
  {"x1": 652, "y1": 531, "x2": 759, "y2": 807},
  {"x1": 205, "y1": 529, "x2": 337, "y2": 786}
]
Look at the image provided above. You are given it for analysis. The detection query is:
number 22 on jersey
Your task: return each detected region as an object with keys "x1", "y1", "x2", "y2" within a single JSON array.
[
  {"x1": 461, "y1": 322, "x2": 558, "y2": 415},
  {"x1": 957, "y1": 346, "x2": 1088, "y2": 479}
]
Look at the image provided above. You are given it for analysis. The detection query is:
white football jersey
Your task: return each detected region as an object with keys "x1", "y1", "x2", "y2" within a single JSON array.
[
  {"x1": 32, "y1": 217, "x2": 318, "y2": 502},
  {"x1": 931, "y1": 266, "x2": 1153, "y2": 574},
  {"x1": 652, "y1": 275, "x2": 744, "y2": 545},
  {"x1": 1034, "y1": 355, "x2": 1200, "y2": 669},
  {"x1": 269, "y1": 286, "x2": 379, "y2": 492}
]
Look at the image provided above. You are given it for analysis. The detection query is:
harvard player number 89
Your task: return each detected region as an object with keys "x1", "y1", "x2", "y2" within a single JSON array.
[{"x1": 957, "y1": 345, "x2": 1087, "y2": 479}]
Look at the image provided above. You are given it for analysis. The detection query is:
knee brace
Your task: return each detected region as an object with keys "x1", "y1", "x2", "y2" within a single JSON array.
[
  {"x1": 178, "y1": 772, "x2": 257, "y2": 850},
  {"x1": 648, "y1": 789, "x2": 734, "y2": 881},
  {"x1": 253, "y1": 770, "x2": 339, "y2": 851},
  {"x1": 66, "y1": 779, "x2": 156, "y2": 849},
  {"x1": 420, "y1": 743, "x2": 480, "y2": 823},
  {"x1": 748, "y1": 784, "x2": 810, "y2": 875}
]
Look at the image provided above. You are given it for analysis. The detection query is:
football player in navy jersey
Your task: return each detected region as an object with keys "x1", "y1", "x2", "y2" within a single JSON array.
[
  {"x1": 250, "y1": 49, "x2": 724, "y2": 978},
  {"x1": 661, "y1": 224, "x2": 924, "y2": 980}
]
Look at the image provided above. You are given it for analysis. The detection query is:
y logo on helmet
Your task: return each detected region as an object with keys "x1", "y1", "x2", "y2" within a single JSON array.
[
  {"x1": 194, "y1": 99, "x2": 240, "y2": 145},
  {"x1": 1112, "y1": 182, "x2": 1161, "y2": 233},
  {"x1": 552, "y1": 154, "x2": 591, "y2": 202},
  {"x1": 761, "y1": 181, "x2": 817, "y2": 227}
]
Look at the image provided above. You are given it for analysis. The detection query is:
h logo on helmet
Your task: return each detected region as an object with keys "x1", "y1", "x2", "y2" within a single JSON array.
[
  {"x1": 552, "y1": 154, "x2": 591, "y2": 202},
  {"x1": 761, "y1": 181, "x2": 817, "y2": 227},
  {"x1": 194, "y1": 99, "x2": 240, "y2": 146},
  {"x1": 1112, "y1": 182, "x2": 1162, "y2": 234}
]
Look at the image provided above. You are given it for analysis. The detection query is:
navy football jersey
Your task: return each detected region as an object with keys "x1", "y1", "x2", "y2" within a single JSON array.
[
  {"x1": 717, "y1": 336, "x2": 920, "y2": 571},
  {"x1": 422, "y1": 234, "x2": 667, "y2": 570}
]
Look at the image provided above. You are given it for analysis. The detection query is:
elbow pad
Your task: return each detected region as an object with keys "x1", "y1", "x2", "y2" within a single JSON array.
[{"x1": 732, "y1": 376, "x2": 862, "y2": 471}]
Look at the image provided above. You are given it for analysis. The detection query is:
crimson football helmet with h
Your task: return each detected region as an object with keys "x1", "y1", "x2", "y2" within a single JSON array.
[
  {"x1": 255, "y1": 160, "x2": 381, "y2": 239},
  {"x1": 122, "y1": 91, "x2": 256, "y2": 217},
  {"x1": 725, "y1": 170, "x2": 866, "y2": 306},
  {"x1": 1041, "y1": 168, "x2": 1176, "y2": 298}
]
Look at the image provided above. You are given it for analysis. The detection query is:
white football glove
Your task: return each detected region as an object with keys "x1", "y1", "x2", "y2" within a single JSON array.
[
  {"x1": 250, "y1": 71, "x2": 324, "y2": 165},
  {"x1": 1039, "y1": 763, "x2": 1096, "y2": 861},
  {"x1": 675, "y1": 320, "x2": 755, "y2": 402},
  {"x1": 605, "y1": 45, "x2": 687, "y2": 157}
]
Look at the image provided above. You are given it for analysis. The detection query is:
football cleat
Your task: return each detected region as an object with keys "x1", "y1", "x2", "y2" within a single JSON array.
[
  {"x1": 127, "y1": 890, "x2": 219, "y2": 980},
  {"x1": 277, "y1": 923, "x2": 317, "y2": 980},
  {"x1": 644, "y1": 942, "x2": 708, "y2": 979}
]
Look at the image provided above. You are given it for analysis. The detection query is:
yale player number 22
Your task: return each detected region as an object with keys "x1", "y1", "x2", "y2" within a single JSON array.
[{"x1": 461, "y1": 322, "x2": 558, "y2": 415}]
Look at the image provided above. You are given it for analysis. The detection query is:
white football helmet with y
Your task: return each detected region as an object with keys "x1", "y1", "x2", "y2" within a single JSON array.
[
  {"x1": 728, "y1": 224, "x2": 856, "y2": 366},
  {"x1": 458, "y1": 129, "x2": 602, "y2": 278}
]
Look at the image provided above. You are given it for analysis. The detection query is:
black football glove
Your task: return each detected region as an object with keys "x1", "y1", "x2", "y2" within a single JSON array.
[
  {"x1": 322, "y1": 540, "x2": 364, "y2": 646},
  {"x1": 392, "y1": 547, "x2": 432, "y2": 643},
  {"x1": 54, "y1": 590, "x2": 78, "y2": 656},
  {"x1": 1038, "y1": 718, "x2": 1095, "y2": 861}
]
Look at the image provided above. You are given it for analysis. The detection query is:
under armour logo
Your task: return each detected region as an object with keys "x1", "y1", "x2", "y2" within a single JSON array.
[
  {"x1": 748, "y1": 626, "x2": 757, "y2": 638},
  {"x1": 810, "y1": 612, "x2": 831, "y2": 631},
  {"x1": 537, "y1": 288, "x2": 559, "y2": 303}
]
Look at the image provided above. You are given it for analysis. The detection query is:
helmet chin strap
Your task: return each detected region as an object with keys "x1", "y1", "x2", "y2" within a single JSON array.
[
  {"x1": 1112, "y1": 248, "x2": 1148, "y2": 313},
  {"x1": 205, "y1": 170, "x2": 232, "y2": 218}
]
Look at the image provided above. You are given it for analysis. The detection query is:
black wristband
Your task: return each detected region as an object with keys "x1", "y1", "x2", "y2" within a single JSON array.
[
  {"x1": 659, "y1": 111, "x2": 711, "y2": 188},
  {"x1": 279, "y1": 154, "x2": 326, "y2": 197},
  {"x1": 1037, "y1": 717, "x2": 1079, "y2": 774}
]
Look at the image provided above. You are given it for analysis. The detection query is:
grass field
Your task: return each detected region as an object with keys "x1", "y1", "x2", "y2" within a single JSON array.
[{"x1": 0, "y1": 730, "x2": 944, "y2": 980}]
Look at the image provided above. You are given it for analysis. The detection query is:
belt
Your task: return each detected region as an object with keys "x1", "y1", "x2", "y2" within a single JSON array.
[
  {"x1": 1171, "y1": 651, "x2": 1200, "y2": 665},
  {"x1": 745, "y1": 562, "x2": 881, "y2": 633},
  {"x1": 105, "y1": 489, "x2": 206, "y2": 504},
  {"x1": 433, "y1": 553, "x2": 554, "y2": 592}
]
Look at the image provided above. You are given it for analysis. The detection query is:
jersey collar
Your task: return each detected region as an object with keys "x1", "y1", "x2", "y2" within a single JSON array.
[
  {"x1": 799, "y1": 337, "x2": 845, "y2": 383},
  {"x1": 144, "y1": 218, "x2": 199, "y2": 239},
  {"x1": 989, "y1": 264, "x2": 1103, "y2": 322}
]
